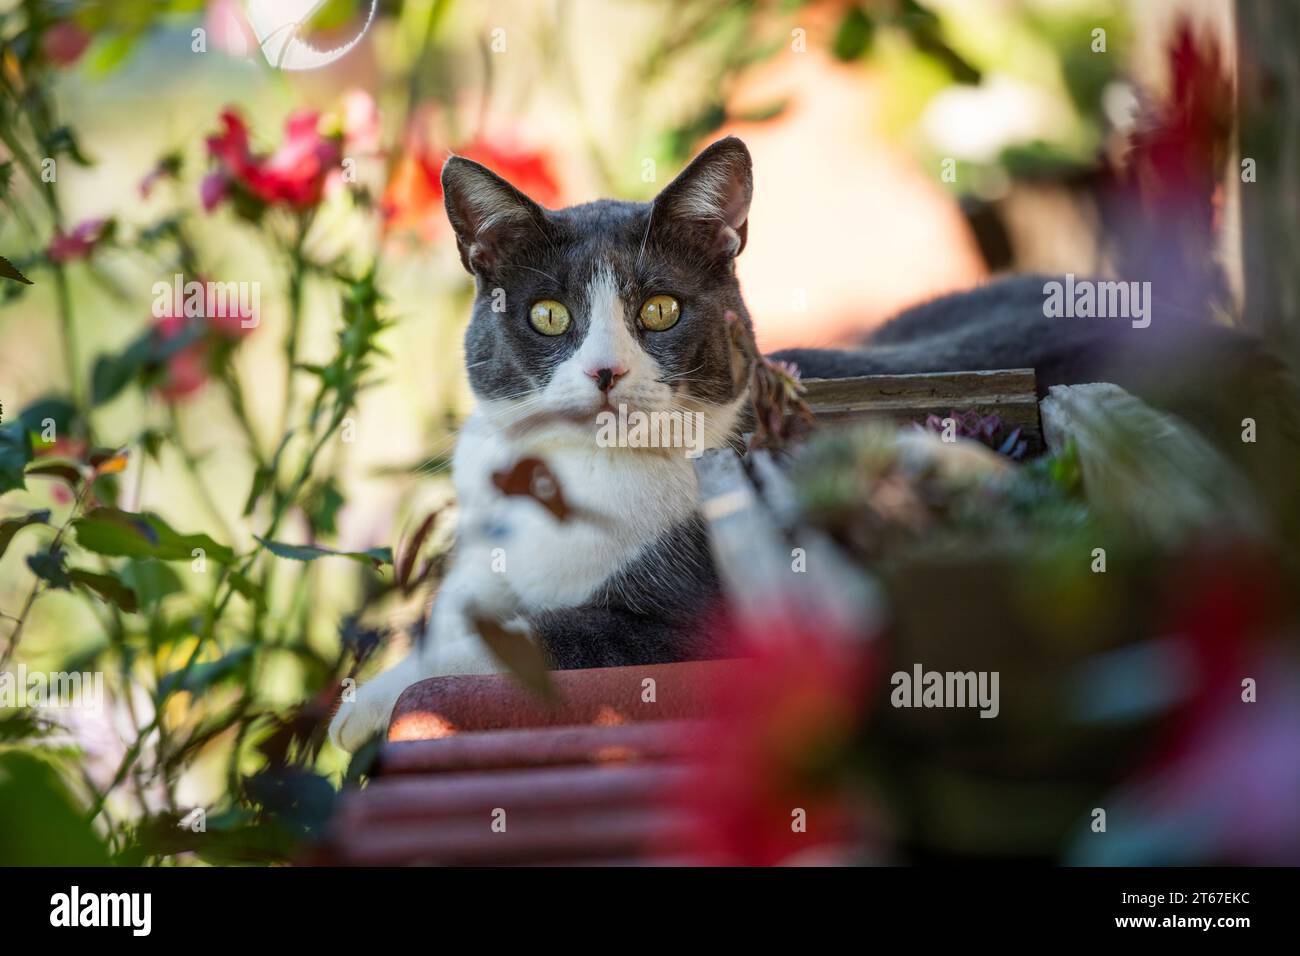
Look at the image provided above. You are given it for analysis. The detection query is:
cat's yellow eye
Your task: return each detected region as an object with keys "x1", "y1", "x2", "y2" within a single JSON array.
[
  {"x1": 529, "y1": 299, "x2": 571, "y2": 336},
  {"x1": 640, "y1": 294, "x2": 680, "y2": 331}
]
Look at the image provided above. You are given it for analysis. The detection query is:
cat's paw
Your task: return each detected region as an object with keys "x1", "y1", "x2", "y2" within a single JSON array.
[
  {"x1": 328, "y1": 661, "x2": 419, "y2": 752},
  {"x1": 328, "y1": 695, "x2": 391, "y2": 753}
]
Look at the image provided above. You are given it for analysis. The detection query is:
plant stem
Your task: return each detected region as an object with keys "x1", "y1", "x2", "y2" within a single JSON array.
[
  {"x1": 167, "y1": 403, "x2": 237, "y2": 543},
  {"x1": 278, "y1": 220, "x2": 310, "y2": 441},
  {"x1": 52, "y1": 262, "x2": 83, "y2": 412}
]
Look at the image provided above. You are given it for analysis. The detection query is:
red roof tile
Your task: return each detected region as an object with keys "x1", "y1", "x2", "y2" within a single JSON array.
[{"x1": 313, "y1": 661, "x2": 745, "y2": 866}]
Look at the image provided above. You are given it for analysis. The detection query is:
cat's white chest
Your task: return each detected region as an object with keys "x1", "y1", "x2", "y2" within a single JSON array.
[{"x1": 450, "y1": 411, "x2": 698, "y2": 610}]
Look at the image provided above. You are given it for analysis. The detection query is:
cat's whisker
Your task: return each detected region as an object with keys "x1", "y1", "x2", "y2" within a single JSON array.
[
  {"x1": 498, "y1": 263, "x2": 561, "y2": 285},
  {"x1": 657, "y1": 361, "x2": 706, "y2": 385},
  {"x1": 635, "y1": 202, "x2": 656, "y2": 271}
]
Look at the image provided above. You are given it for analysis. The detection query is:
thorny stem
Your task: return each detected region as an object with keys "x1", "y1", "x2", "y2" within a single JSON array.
[{"x1": 0, "y1": 476, "x2": 95, "y2": 669}]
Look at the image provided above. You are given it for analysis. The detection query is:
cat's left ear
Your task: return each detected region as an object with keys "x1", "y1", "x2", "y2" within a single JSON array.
[{"x1": 653, "y1": 136, "x2": 752, "y2": 259}]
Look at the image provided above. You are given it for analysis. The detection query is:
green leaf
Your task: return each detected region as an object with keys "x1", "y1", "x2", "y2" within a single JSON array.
[
  {"x1": 68, "y1": 568, "x2": 139, "y2": 613},
  {"x1": 256, "y1": 536, "x2": 391, "y2": 569},
  {"x1": 0, "y1": 710, "x2": 57, "y2": 743},
  {"x1": 733, "y1": 99, "x2": 790, "y2": 124},
  {"x1": 73, "y1": 507, "x2": 235, "y2": 563},
  {"x1": 343, "y1": 732, "x2": 382, "y2": 784},
  {"x1": 227, "y1": 571, "x2": 266, "y2": 609},
  {"x1": 90, "y1": 333, "x2": 153, "y2": 406},
  {"x1": 91, "y1": 321, "x2": 205, "y2": 405},
  {"x1": 44, "y1": 126, "x2": 95, "y2": 166},
  {"x1": 303, "y1": 479, "x2": 345, "y2": 537},
  {"x1": 306, "y1": 0, "x2": 363, "y2": 32},
  {"x1": 119, "y1": 558, "x2": 184, "y2": 608},
  {"x1": 17, "y1": 395, "x2": 77, "y2": 438},
  {"x1": 157, "y1": 646, "x2": 254, "y2": 700},
  {"x1": 242, "y1": 465, "x2": 274, "y2": 517},
  {"x1": 23, "y1": 460, "x2": 83, "y2": 490},
  {"x1": 833, "y1": 7, "x2": 876, "y2": 61},
  {"x1": 0, "y1": 421, "x2": 34, "y2": 495},
  {"x1": 0, "y1": 255, "x2": 33, "y2": 285},
  {"x1": 87, "y1": 32, "x2": 138, "y2": 76},
  {"x1": 27, "y1": 548, "x2": 72, "y2": 590},
  {"x1": 0, "y1": 750, "x2": 112, "y2": 865},
  {"x1": 0, "y1": 510, "x2": 50, "y2": 561}
]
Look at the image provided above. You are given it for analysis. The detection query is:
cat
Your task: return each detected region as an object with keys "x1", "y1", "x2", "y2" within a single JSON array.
[
  {"x1": 329, "y1": 138, "x2": 755, "y2": 750},
  {"x1": 329, "y1": 135, "x2": 1266, "y2": 751}
]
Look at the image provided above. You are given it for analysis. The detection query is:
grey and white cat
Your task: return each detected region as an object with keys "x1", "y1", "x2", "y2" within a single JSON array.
[{"x1": 329, "y1": 136, "x2": 1251, "y2": 750}]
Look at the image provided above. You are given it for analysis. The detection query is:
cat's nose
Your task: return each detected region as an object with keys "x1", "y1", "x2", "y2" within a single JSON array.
[{"x1": 586, "y1": 365, "x2": 627, "y2": 394}]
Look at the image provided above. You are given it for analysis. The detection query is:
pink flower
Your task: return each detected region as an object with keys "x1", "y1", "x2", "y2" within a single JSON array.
[
  {"x1": 340, "y1": 90, "x2": 381, "y2": 154},
  {"x1": 203, "y1": 288, "x2": 258, "y2": 339},
  {"x1": 205, "y1": 0, "x2": 256, "y2": 57},
  {"x1": 42, "y1": 21, "x2": 91, "y2": 68},
  {"x1": 203, "y1": 108, "x2": 342, "y2": 213},
  {"x1": 200, "y1": 172, "x2": 229, "y2": 211},
  {"x1": 47, "y1": 217, "x2": 110, "y2": 263},
  {"x1": 152, "y1": 313, "x2": 208, "y2": 402}
]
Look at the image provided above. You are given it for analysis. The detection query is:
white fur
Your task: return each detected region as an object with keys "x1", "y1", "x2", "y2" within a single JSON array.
[{"x1": 329, "y1": 261, "x2": 745, "y2": 751}]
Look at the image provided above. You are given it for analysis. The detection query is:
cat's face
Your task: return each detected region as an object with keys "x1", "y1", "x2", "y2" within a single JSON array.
[{"x1": 442, "y1": 138, "x2": 755, "y2": 448}]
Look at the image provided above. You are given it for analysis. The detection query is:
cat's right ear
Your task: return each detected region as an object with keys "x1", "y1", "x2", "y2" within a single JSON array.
[
  {"x1": 442, "y1": 156, "x2": 544, "y2": 275},
  {"x1": 653, "y1": 136, "x2": 753, "y2": 260}
]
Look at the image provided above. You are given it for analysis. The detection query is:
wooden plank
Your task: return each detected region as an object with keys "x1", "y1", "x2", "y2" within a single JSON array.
[
  {"x1": 378, "y1": 720, "x2": 707, "y2": 774},
  {"x1": 694, "y1": 449, "x2": 882, "y2": 639},
  {"x1": 320, "y1": 806, "x2": 686, "y2": 866},
  {"x1": 801, "y1": 368, "x2": 1042, "y2": 451},
  {"x1": 387, "y1": 659, "x2": 744, "y2": 742},
  {"x1": 343, "y1": 763, "x2": 695, "y2": 822}
]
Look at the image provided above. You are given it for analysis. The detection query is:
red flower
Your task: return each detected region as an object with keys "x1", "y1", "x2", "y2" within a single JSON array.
[
  {"x1": 381, "y1": 131, "x2": 562, "y2": 241},
  {"x1": 1100, "y1": 19, "x2": 1234, "y2": 314},
  {"x1": 203, "y1": 108, "x2": 342, "y2": 212},
  {"x1": 660, "y1": 613, "x2": 875, "y2": 865},
  {"x1": 42, "y1": 21, "x2": 91, "y2": 68},
  {"x1": 47, "y1": 217, "x2": 110, "y2": 263}
]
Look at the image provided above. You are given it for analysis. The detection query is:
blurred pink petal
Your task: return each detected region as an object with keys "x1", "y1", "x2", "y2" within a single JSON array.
[
  {"x1": 341, "y1": 89, "x2": 381, "y2": 154},
  {"x1": 206, "y1": 0, "x2": 255, "y2": 57},
  {"x1": 42, "y1": 21, "x2": 91, "y2": 68},
  {"x1": 47, "y1": 217, "x2": 109, "y2": 263},
  {"x1": 200, "y1": 172, "x2": 228, "y2": 211}
]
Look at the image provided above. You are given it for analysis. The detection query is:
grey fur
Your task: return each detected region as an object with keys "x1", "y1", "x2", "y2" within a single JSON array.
[{"x1": 771, "y1": 273, "x2": 1261, "y2": 401}]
